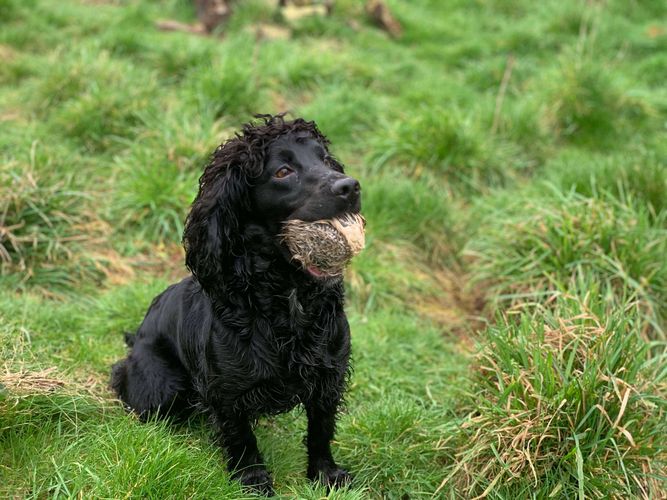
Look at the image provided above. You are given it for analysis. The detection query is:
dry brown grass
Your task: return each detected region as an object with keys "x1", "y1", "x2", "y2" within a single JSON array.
[{"x1": 0, "y1": 366, "x2": 66, "y2": 394}]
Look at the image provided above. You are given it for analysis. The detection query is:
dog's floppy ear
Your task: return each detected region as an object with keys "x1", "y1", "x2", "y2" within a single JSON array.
[
  {"x1": 183, "y1": 140, "x2": 256, "y2": 292},
  {"x1": 183, "y1": 114, "x2": 323, "y2": 292}
]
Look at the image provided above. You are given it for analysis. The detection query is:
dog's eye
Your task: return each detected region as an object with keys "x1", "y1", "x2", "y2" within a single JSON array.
[{"x1": 274, "y1": 166, "x2": 293, "y2": 179}]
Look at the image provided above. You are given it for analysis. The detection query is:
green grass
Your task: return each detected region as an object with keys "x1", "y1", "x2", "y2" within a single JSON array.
[
  {"x1": 466, "y1": 189, "x2": 667, "y2": 338},
  {"x1": 1, "y1": 0, "x2": 666, "y2": 497},
  {"x1": 545, "y1": 144, "x2": 667, "y2": 220}
]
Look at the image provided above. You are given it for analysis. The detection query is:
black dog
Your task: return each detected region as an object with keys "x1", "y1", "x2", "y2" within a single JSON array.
[{"x1": 111, "y1": 115, "x2": 360, "y2": 495}]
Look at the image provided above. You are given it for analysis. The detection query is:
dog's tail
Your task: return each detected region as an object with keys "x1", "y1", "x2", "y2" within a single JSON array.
[{"x1": 124, "y1": 331, "x2": 137, "y2": 347}]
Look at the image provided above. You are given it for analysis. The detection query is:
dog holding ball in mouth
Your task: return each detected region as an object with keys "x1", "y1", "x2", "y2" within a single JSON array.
[{"x1": 111, "y1": 114, "x2": 363, "y2": 496}]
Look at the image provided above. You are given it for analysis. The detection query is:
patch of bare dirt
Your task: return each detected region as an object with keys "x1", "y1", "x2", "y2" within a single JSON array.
[{"x1": 414, "y1": 268, "x2": 486, "y2": 343}]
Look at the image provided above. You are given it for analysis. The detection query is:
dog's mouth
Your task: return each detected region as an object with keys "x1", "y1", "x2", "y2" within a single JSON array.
[
  {"x1": 305, "y1": 264, "x2": 341, "y2": 280},
  {"x1": 275, "y1": 237, "x2": 341, "y2": 280}
]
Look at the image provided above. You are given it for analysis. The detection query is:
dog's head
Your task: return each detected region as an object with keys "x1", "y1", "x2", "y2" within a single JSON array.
[{"x1": 183, "y1": 114, "x2": 361, "y2": 290}]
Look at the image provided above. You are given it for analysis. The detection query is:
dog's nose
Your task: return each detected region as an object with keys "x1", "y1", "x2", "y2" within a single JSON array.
[{"x1": 331, "y1": 177, "x2": 361, "y2": 201}]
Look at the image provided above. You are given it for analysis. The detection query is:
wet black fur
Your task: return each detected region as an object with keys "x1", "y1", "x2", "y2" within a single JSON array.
[{"x1": 111, "y1": 115, "x2": 357, "y2": 495}]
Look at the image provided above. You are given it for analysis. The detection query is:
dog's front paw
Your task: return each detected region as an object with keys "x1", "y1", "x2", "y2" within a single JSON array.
[
  {"x1": 308, "y1": 465, "x2": 352, "y2": 489},
  {"x1": 235, "y1": 467, "x2": 275, "y2": 496},
  {"x1": 323, "y1": 467, "x2": 352, "y2": 488}
]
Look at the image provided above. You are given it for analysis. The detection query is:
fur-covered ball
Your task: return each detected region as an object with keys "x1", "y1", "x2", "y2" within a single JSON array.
[{"x1": 281, "y1": 213, "x2": 366, "y2": 277}]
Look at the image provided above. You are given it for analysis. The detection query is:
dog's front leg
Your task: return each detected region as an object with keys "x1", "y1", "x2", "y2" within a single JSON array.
[
  {"x1": 305, "y1": 399, "x2": 352, "y2": 488},
  {"x1": 215, "y1": 411, "x2": 274, "y2": 496}
]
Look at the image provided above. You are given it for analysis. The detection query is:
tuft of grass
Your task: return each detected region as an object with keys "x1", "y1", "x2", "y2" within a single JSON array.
[
  {"x1": 187, "y1": 34, "x2": 268, "y2": 122},
  {"x1": 0, "y1": 159, "x2": 108, "y2": 291},
  {"x1": 111, "y1": 150, "x2": 198, "y2": 245},
  {"x1": 439, "y1": 296, "x2": 667, "y2": 498},
  {"x1": 545, "y1": 146, "x2": 667, "y2": 220},
  {"x1": 536, "y1": 51, "x2": 652, "y2": 146},
  {"x1": 0, "y1": 45, "x2": 35, "y2": 85},
  {"x1": 19, "y1": 48, "x2": 159, "y2": 153},
  {"x1": 262, "y1": 40, "x2": 355, "y2": 92},
  {"x1": 466, "y1": 189, "x2": 667, "y2": 338},
  {"x1": 301, "y1": 82, "x2": 381, "y2": 145},
  {"x1": 368, "y1": 106, "x2": 526, "y2": 194},
  {"x1": 634, "y1": 52, "x2": 667, "y2": 87},
  {"x1": 148, "y1": 39, "x2": 216, "y2": 81},
  {"x1": 50, "y1": 86, "x2": 153, "y2": 154},
  {"x1": 29, "y1": 49, "x2": 91, "y2": 112},
  {"x1": 0, "y1": 0, "x2": 31, "y2": 22}
]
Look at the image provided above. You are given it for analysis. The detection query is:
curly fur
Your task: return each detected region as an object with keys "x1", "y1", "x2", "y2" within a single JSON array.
[
  {"x1": 183, "y1": 114, "x2": 343, "y2": 293},
  {"x1": 111, "y1": 114, "x2": 357, "y2": 495}
]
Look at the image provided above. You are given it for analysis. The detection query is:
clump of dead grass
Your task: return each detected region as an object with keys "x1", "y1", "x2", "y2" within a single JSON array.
[
  {"x1": 0, "y1": 366, "x2": 66, "y2": 394},
  {"x1": 438, "y1": 295, "x2": 667, "y2": 498}
]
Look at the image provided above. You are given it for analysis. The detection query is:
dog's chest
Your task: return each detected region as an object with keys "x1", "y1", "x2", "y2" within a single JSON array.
[
  {"x1": 266, "y1": 291, "x2": 344, "y2": 375},
  {"x1": 230, "y1": 334, "x2": 342, "y2": 416},
  {"x1": 218, "y1": 289, "x2": 348, "y2": 414}
]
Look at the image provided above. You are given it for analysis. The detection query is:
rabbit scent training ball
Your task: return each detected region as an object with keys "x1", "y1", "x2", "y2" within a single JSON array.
[{"x1": 281, "y1": 213, "x2": 366, "y2": 277}]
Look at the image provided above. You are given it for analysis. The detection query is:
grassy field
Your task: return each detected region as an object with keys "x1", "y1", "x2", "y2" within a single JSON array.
[{"x1": 1, "y1": 0, "x2": 666, "y2": 497}]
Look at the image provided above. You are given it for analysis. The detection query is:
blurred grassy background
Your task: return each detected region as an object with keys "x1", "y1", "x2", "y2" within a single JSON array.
[{"x1": 1, "y1": 0, "x2": 666, "y2": 497}]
